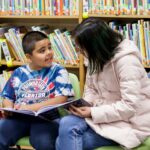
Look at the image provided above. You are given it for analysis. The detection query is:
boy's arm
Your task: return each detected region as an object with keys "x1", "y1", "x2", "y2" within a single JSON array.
[
  {"x1": 1, "y1": 70, "x2": 17, "y2": 109},
  {"x1": 16, "y1": 67, "x2": 74, "y2": 111},
  {"x1": 16, "y1": 95, "x2": 68, "y2": 111},
  {"x1": 2, "y1": 99, "x2": 14, "y2": 108},
  {"x1": 1, "y1": 99, "x2": 14, "y2": 118}
]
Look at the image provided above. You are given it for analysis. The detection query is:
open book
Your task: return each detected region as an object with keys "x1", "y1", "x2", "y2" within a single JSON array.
[{"x1": 0, "y1": 98, "x2": 91, "y2": 121}]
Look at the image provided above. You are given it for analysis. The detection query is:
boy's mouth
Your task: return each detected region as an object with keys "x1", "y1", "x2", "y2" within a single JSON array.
[{"x1": 45, "y1": 57, "x2": 53, "y2": 63}]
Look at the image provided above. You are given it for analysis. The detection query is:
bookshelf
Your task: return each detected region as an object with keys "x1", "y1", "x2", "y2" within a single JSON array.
[
  {"x1": 87, "y1": 15, "x2": 150, "y2": 68},
  {"x1": 84, "y1": 0, "x2": 150, "y2": 68},
  {"x1": 88, "y1": 14, "x2": 150, "y2": 19},
  {"x1": 0, "y1": 1, "x2": 149, "y2": 150},
  {"x1": 0, "y1": 0, "x2": 149, "y2": 96},
  {"x1": 0, "y1": 0, "x2": 85, "y2": 95}
]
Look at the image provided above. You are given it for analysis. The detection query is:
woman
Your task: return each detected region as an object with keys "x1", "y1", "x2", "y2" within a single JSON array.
[{"x1": 56, "y1": 17, "x2": 150, "y2": 150}]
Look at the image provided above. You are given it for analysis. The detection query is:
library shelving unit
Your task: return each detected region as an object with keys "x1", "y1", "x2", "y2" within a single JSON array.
[
  {"x1": 88, "y1": 14, "x2": 150, "y2": 19},
  {"x1": 87, "y1": 14, "x2": 150, "y2": 69},
  {"x1": 0, "y1": 0, "x2": 86, "y2": 96}
]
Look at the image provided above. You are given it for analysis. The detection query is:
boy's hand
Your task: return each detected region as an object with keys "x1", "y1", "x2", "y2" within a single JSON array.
[
  {"x1": 14, "y1": 104, "x2": 30, "y2": 110},
  {"x1": 14, "y1": 104, "x2": 36, "y2": 111},
  {"x1": 1, "y1": 110, "x2": 13, "y2": 118},
  {"x1": 69, "y1": 105, "x2": 91, "y2": 118}
]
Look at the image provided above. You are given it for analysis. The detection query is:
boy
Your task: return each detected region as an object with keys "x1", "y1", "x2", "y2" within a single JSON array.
[{"x1": 0, "y1": 31, "x2": 74, "y2": 150}]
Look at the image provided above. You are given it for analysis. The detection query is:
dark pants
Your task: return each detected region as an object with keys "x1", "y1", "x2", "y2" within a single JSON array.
[{"x1": 0, "y1": 117, "x2": 59, "y2": 150}]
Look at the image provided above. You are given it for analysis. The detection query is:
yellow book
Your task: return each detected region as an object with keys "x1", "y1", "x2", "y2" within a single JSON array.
[
  {"x1": 4, "y1": 32, "x2": 20, "y2": 61},
  {"x1": 0, "y1": 41, "x2": 2, "y2": 65},
  {"x1": 138, "y1": 20, "x2": 146, "y2": 65},
  {"x1": 0, "y1": 39, "x2": 13, "y2": 67},
  {"x1": 42, "y1": 0, "x2": 45, "y2": 15}
]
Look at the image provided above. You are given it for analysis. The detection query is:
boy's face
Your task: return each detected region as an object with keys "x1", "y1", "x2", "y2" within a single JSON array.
[{"x1": 27, "y1": 39, "x2": 54, "y2": 70}]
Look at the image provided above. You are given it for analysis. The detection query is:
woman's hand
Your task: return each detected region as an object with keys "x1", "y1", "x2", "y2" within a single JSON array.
[{"x1": 69, "y1": 105, "x2": 91, "y2": 118}]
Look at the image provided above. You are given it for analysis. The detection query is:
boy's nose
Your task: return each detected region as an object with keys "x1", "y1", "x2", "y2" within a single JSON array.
[{"x1": 46, "y1": 49, "x2": 53, "y2": 55}]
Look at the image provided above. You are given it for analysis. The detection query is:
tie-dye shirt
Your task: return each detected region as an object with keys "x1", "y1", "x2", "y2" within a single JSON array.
[{"x1": 1, "y1": 63, "x2": 74, "y2": 105}]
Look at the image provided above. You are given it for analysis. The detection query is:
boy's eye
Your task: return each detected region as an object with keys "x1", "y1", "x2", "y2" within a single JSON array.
[
  {"x1": 48, "y1": 46, "x2": 52, "y2": 50},
  {"x1": 39, "y1": 49, "x2": 45, "y2": 53}
]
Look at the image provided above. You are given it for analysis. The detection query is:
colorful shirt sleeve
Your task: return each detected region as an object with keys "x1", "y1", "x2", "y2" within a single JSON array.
[
  {"x1": 1, "y1": 71, "x2": 16, "y2": 102},
  {"x1": 55, "y1": 68, "x2": 74, "y2": 97}
]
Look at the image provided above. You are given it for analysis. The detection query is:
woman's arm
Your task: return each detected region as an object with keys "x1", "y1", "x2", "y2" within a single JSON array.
[
  {"x1": 83, "y1": 70, "x2": 100, "y2": 105},
  {"x1": 91, "y1": 55, "x2": 145, "y2": 124}
]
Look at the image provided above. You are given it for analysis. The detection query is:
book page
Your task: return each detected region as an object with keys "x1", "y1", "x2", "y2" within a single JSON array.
[
  {"x1": 36, "y1": 104, "x2": 62, "y2": 115},
  {"x1": 0, "y1": 99, "x2": 91, "y2": 121},
  {"x1": 36, "y1": 98, "x2": 91, "y2": 115},
  {"x1": 0, "y1": 107, "x2": 35, "y2": 116}
]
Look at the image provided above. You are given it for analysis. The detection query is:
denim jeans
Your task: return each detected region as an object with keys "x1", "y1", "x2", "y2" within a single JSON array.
[
  {"x1": 56, "y1": 115, "x2": 117, "y2": 150},
  {"x1": 0, "y1": 117, "x2": 59, "y2": 150}
]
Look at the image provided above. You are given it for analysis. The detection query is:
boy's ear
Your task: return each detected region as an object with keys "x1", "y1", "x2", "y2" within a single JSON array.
[{"x1": 26, "y1": 54, "x2": 32, "y2": 62}]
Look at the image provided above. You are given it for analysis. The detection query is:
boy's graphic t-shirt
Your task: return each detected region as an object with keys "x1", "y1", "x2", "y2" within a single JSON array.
[{"x1": 1, "y1": 63, "x2": 74, "y2": 104}]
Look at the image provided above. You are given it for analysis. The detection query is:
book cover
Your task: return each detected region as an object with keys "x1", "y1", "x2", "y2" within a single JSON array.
[
  {"x1": 0, "y1": 41, "x2": 2, "y2": 65},
  {"x1": 0, "y1": 98, "x2": 91, "y2": 121},
  {"x1": 0, "y1": 38, "x2": 13, "y2": 67},
  {"x1": 4, "y1": 32, "x2": 20, "y2": 61}
]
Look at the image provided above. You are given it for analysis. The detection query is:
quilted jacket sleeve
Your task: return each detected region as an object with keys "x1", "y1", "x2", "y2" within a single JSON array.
[
  {"x1": 83, "y1": 70, "x2": 101, "y2": 106},
  {"x1": 91, "y1": 54, "x2": 147, "y2": 123}
]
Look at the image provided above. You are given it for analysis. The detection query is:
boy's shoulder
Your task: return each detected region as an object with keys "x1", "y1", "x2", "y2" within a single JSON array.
[
  {"x1": 51, "y1": 62, "x2": 65, "y2": 71},
  {"x1": 12, "y1": 65, "x2": 30, "y2": 77},
  {"x1": 12, "y1": 63, "x2": 66, "y2": 77},
  {"x1": 13, "y1": 65, "x2": 28, "y2": 73}
]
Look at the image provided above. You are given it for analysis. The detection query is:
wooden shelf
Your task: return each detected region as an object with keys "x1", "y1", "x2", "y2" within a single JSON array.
[
  {"x1": 2, "y1": 1, "x2": 149, "y2": 96},
  {"x1": 0, "y1": 59, "x2": 80, "y2": 68},
  {"x1": 63, "y1": 64, "x2": 80, "y2": 68},
  {"x1": 0, "y1": 60, "x2": 24, "y2": 66},
  {"x1": 144, "y1": 65, "x2": 150, "y2": 69},
  {"x1": 1, "y1": 15, "x2": 149, "y2": 20},
  {"x1": 0, "y1": 15, "x2": 80, "y2": 25},
  {"x1": 0, "y1": 15, "x2": 79, "y2": 19},
  {"x1": 88, "y1": 14, "x2": 150, "y2": 19},
  {"x1": 0, "y1": 1, "x2": 85, "y2": 95},
  {"x1": 10, "y1": 145, "x2": 34, "y2": 150}
]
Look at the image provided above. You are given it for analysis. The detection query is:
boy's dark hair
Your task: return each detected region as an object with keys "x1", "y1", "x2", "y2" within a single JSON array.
[
  {"x1": 72, "y1": 17, "x2": 123, "y2": 74},
  {"x1": 22, "y1": 31, "x2": 48, "y2": 54}
]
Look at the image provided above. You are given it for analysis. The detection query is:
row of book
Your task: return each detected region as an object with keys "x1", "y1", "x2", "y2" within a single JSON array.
[
  {"x1": 109, "y1": 20, "x2": 150, "y2": 65},
  {"x1": 0, "y1": 0, "x2": 79, "y2": 16},
  {"x1": 32, "y1": 26, "x2": 79, "y2": 65},
  {"x1": 48, "y1": 30, "x2": 79, "y2": 65},
  {"x1": 83, "y1": 0, "x2": 150, "y2": 15},
  {"x1": 0, "y1": 19, "x2": 149, "y2": 66},
  {"x1": 0, "y1": 26, "x2": 79, "y2": 67},
  {"x1": 0, "y1": 27, "x2": 27, "y2": 67}
]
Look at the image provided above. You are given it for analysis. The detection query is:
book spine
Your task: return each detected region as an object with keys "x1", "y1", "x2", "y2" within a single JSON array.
[
  {"x1": 0, "y1": 39, "x2": 13, "y2": 67},
  {"x1": 4, "y1": 32, "x2": 20, "y2": 61},
  {"x1": 0, "y1": 41, "x2": 2, "y2": 65}
]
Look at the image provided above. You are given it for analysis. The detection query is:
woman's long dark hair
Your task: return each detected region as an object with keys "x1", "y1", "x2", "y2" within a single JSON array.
[{"x1": 72, "y1": 17, "x2": 123, "y2": 74}]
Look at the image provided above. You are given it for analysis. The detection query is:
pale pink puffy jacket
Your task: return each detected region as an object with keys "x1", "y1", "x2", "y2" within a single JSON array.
[{"x1": 83, "y1": 39, "x2": 150, "y2": 149}]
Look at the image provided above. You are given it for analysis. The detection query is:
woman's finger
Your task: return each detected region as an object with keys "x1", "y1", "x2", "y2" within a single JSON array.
[
  {"x1": 70, "y1": 108, "x2": 81, "y2": 117},
  {"x1": 69, "y1": 107, "x2": 83, "y2": 118}
]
